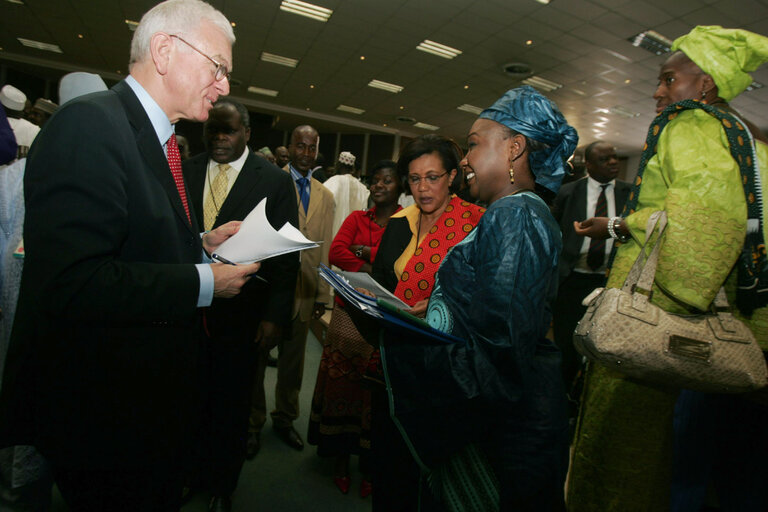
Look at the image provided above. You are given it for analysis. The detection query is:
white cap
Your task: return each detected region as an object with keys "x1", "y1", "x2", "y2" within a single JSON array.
[
  {"x1": 338, "y1": 151, "x2": 356, "y2": 166},
  {"x1": 0, "y1": 85, "x2": 27, "y2": 111},
  {"x1": 58, "y1": 72, "x2": 107, "y2": 104}
]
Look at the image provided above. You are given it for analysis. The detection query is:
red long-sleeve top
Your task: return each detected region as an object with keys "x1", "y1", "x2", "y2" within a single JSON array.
[{"x1": 329, "y1": 206, "x2": 401, "y2": 271}]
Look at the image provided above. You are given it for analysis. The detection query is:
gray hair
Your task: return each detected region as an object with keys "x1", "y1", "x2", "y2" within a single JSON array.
[{"x1": 129, "y1": 0, "x2": 235, "y2": 67}]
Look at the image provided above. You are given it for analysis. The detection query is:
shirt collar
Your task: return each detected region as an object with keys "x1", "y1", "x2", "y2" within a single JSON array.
[
  {"x1": 289, "y1": 163, "x2": 313, "y2": 181},
  {"x1": 586, "y1": 175, "x2": 615, "y2": 191},
  {"x1": 125, "y1": 75, "x2": 173, "y2": 146},
  {"x1": 208, "y1": 146, "x2": 249, "y2": 173}
]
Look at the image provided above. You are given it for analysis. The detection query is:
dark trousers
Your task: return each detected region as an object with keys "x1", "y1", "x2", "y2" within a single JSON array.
[
  {"x1": 552, "y1": 271, "x2": 605, "y2": 391},
  {"x1": 196, "y1": 327, "x2": 258, "y2": 497},
  {"x1": 53, "y1": 463, "x2": 183, "y2": 512},
  {"x1": 671, "y1": 388, "x2": 768, "y2": 512}
]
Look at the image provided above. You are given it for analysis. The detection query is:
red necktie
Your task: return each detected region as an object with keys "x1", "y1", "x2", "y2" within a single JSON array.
[
  {"x1": 587, "y1": 184, "x2": 609, "y2": 270},
  {"x1": 167, "y1": 133, "x2": 191, "y2": 224}
]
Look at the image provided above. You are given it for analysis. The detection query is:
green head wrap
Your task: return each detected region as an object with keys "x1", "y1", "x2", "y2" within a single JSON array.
[{"x1": 671, "y1": 25, "x2": 768, "y2": 101}]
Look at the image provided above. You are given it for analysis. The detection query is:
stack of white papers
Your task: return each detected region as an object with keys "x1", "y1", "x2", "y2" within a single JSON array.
[{"x1": 213, "y1": 198, "x2": 319, "y2": 263}]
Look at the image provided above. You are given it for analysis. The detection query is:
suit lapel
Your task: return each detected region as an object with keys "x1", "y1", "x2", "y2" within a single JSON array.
[
  {"x1": 183, "y1": 155, "x2": 207, "y2": 232},
  {"x1": 215, "y1": 153, "x2": 261, "y2": 226},
  {"x1": 113, "y1": 81, "x2": 197, "y2": 236},
  {"x1": 305, "y1": 178, "x2": 321, "y2": 225}
]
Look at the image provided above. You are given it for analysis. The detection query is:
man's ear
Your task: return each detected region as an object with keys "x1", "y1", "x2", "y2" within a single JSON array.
[{"x1": 150, "y1": 32, "x2": 174, "y2": 76}]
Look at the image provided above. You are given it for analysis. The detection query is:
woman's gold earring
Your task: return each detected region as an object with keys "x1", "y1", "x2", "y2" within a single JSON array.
[{"x1": 509, "y1": 167, "x2": 515, "y2": 184}]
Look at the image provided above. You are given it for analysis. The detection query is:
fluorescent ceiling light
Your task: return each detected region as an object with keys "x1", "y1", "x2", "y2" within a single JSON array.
[
  {"x1": 747, "y1": 81, "x2": 764, "y2": 92},
  {"x1": 628, "y1": 30, "x2": 672, "y2": 55},
  {"x1": 261, "y1": 52, "x2": 298, "y2": 68},
  {"x1": 609, "y1": 106, "x2": 640, "y2": 118},
  {"x1": 417, "y1": 40, "x2": 462, "y2": 59},
  {"x1": 535, "y1": 0, "x2": 552, "y2": 4},
  {"x1": 457, "y1": 104, "x2": 483, "y2": 115},
  {"x1": 279, "y1": 0, "x2": 332, "y2": 22},
  {"x1": 522, "y1": 75, "x2": 562, "y2": 92},
  {"x1": 414, "y1": 122, "x2": 439, "y2": 131},
  {"x1": 6, "y1": 0, "x2": 25, "y2": 4},
  {"x1": 368, "y1": 80, "x2": 403, "y2": 93},
  {"x1": 572, "y1": 89, "x2": 586, "y2": 96},
  {"x1": 125, "y1": 19, "x2": 139, "y2": 31},
  {"x1": 337, "y1": 104, "x2": 365, "y2": 115},
  {"x1": 17, "y1": 38, "x2": 62, "y2": 53},
  {"x1": 247, "y1": 86, "x2": 279, "y2": 97}
]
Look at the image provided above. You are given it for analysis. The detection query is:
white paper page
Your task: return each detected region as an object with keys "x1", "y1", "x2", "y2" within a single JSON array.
[{"x1": 213, "y1": 198, "x2": 319, "y2": 263}]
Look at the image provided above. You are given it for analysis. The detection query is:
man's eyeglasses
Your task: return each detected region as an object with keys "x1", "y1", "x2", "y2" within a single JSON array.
[
  {"x1": 170, "y1": 35, "x2": 230, "y2": 82},
  {"x1": 407, "y1": 171, "x2": 449, "y2": 185}
]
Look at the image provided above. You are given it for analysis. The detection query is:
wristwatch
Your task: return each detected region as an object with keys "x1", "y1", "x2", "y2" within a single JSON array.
[{"x1": 354, "y1": 246, "x2": 364, "y2": 258}]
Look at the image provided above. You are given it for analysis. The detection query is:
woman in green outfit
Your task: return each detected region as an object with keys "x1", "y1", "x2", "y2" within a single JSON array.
[{"x1": 567, "y1": 26, "x2": 768, "y2": 511}]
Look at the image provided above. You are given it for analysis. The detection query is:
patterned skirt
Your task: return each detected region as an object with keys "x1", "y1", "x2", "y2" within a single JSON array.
[{"x1": 308, "y1": 303, "x2": 374, "y2": 457}]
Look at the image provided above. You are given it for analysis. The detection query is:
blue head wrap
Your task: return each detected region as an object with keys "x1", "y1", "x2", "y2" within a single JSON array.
[{"x1": 478, "y1": 86, "x2": 578, "y2": 195}]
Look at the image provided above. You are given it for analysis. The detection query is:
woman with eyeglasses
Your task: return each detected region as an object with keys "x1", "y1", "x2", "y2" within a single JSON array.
[{"x1": 366, "y1": 134, "x2": 484, "y2": 511}]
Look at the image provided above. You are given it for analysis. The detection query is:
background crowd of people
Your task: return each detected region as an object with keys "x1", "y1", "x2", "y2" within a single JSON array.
[{"x1": 0, "y1": 1, "x2": 766, "y2": 511}]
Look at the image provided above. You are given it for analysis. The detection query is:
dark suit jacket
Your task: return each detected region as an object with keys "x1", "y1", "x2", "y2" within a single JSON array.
[
  {"x1": 183, "y1": 151, "x2": 299, "y2": 334},
  {"x1": 552, "y1": 177, "x2": 631, "y2": 282},
  {"x1": 0, "y1": 80, "x2": 206, "y2": 470}
]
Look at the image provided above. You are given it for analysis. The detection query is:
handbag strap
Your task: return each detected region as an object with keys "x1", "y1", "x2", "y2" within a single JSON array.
[
  {"x1": 622, "y1": 210, "x2": 734, "y2": 311},
  {"x1": 620, "y1": 211, "x2": 666, "y2": 293}
]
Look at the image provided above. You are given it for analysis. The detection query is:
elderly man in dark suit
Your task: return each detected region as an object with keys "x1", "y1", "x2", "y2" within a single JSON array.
[
  {"x1": 552, "y1": 141, "x2": 631, "y2": 397},
  {"x1": 183, "y1": 99, "x2": 298, "y2": 512},
  {"x1": 0, "y1": 1, "x2": 259, "y2": 510}
]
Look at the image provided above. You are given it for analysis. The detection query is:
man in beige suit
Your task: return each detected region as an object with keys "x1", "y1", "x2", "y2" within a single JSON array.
[{"x1": 247, "y1": 125, "x2": 334, "y2": 453}]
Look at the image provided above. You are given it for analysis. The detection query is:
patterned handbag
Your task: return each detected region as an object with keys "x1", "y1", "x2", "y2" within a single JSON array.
[{"x1": 574, "y1": 211, "x2": 767, "y2": 393}]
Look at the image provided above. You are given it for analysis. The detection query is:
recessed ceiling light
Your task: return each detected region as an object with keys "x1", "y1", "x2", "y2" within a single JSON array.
[
  {"x1": 383, "y1": 123, "x2": 388, "y2": 127},
  {"x1": 525, "y1": 40, "x2": 533, "y2": 46},
  {"x1": 414, "y1": 122, "x2": 440, "y2": 131},
  {"x1": 624, "y1": 79, "x2": 631, "y2": 84},
  {"x1": 502, "y1": 62, "x2": 533, "y2": 78},
  {"x1": 279, "y1": 0, "x2": 332, "y2": 22},
  {"x1": 522, "y1": 75, "x2": 562, "y2": 92},
  {"x1": 17, "y1": 38, "x2": 62, "y2": 53},
  {"x1": 337, "y1": 104, "x2": 365, "y2": 115},
  {"x1": 746, "y1": 81, "x2": 764, "y2": 91},
  {"x1": 77, "y1": 34, "x2": 84, "y2": 39},
  {"x1": 125, "y1": 19, "x2": 139, "y2": 31},
  {"x1": 457, "y1": 104, "x2": 483, "y2": 115},
  {"x1": 535, "y1": 0, "x2": 552, "y2": 4},
  {"x1": 628, "y1": 30, "x2": 672, "y2": 55},
  {"x1": 306, "y1": 107, "x2": 310, "y2": 111},
  {"x1": 368, "y1": 80, "x2": 403, "y2": 93},
  {"x1": 464, "y1": 85, "x2": 469, "y2": 89},
  {"x1": 399, "y1": 106, "x2": 405, "y2": 110},
  {"x1": 360, "y1": 56, "x2": 365, "y2": 60},
  {"x1": 261, "y1": 52, "x2": 298, "y2": 68},
  {"x1": 231, "y1": 22, "x2": 236, "y2": 27},
  {"x1": 309, "y1": 84, "x2": 314, "y2": 89},
  {"x1": 247, "y1": 86, "x2": 279, "y2": 97},
  {"x1": 416, "y1": 40, "x2": 462, "y2": 59}
]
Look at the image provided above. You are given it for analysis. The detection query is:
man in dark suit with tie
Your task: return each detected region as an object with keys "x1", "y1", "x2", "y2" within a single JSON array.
[
  {"x1": 552, "y1": 141, "x2": 631, "y2": 397},
  {"x1": 0, "y1": 1, "x2": 259, "y2": 509},
  {"x1": 183, "y1": 99, "x2": 298, "y2": 512}
]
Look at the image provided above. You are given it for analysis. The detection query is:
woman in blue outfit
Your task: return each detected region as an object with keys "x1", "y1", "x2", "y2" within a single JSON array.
[{"x1": 380, "y1": 86, "x2": 578, "y2": 511}]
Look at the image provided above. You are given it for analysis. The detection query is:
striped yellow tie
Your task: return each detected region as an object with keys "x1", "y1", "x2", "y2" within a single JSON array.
[{"x1": 204, "y1": 163, "x2": 231, "y2": 231}]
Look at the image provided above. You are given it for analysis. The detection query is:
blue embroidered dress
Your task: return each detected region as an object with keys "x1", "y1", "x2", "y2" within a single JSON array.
[{"x1": 381, "y1": 192, "x2": 569, "y2": 508}]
